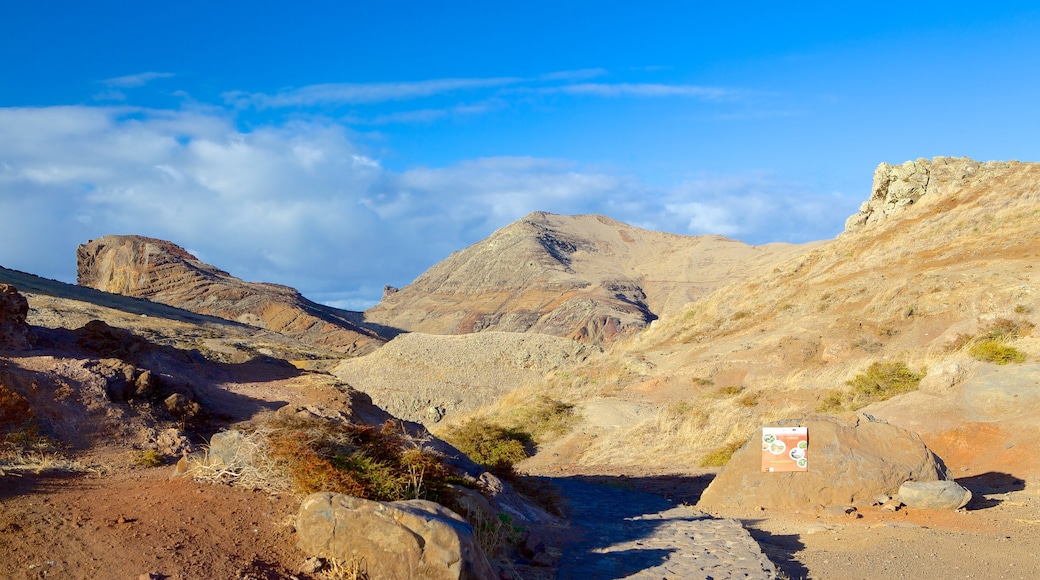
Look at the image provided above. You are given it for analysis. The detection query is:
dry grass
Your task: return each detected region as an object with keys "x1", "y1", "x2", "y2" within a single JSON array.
[{"x1": 188, "y1": 413, "x2": 460, "y2": 503}]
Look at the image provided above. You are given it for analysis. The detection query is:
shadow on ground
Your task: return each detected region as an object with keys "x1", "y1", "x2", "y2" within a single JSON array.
[
  {"x1": 957, "y1": 471, "x2": 1026, "y2": 510},
  {"x1": 742, "y1": 522, "x2": 810, "y2": 580}
]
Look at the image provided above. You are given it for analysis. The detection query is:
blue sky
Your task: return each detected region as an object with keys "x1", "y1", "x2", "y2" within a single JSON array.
[{"x1": 2, "y1": 2, "x2": 1039, "y2": 309}]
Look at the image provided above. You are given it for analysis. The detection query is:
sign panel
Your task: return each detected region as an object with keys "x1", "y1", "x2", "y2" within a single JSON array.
[{"x1": 761, "y1": 427, "x2": 808, "y2": 472}]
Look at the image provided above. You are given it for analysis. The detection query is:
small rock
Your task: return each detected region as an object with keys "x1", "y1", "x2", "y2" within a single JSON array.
[
  {"x1": 297, "y1": 557, "x2": 324, "y2": 574},
  {"x1": 881, "y1": 499, "x2": 903, "y2": 512}
]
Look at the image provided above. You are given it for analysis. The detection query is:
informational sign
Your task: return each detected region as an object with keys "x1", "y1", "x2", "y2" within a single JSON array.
[{"x1": 761, "y1": 426, "x2": 808, "y2": 472}]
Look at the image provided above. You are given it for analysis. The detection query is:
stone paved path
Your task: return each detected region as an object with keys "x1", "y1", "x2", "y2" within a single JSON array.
[{"x1": 554, "y1": 478, "x2": 776, "y2": 579}]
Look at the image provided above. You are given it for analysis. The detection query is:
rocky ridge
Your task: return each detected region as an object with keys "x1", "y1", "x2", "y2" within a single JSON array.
[
  {"x1": 364, "y1": 212, "x2": 812, "y2": 344},
  {"x1": 76, "y1": 235, "x2": 386, "y2": 356}
]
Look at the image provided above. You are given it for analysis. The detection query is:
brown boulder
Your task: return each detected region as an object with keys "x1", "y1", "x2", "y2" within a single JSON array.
[
  {"x1": 698, "y1": 414, "x2": 951, "y2": 511},
  {"x1": 0, "y1": 284, "x2": 33, "y2": 349},
  {"x1": 296, "y1": 492, "x2": 495, "y2": 580}
]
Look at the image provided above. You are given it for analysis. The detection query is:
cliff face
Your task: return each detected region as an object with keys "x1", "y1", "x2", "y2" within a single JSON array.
[
  {"x1": 844, "y1": 156, "x2": 1026, "y2": 232},
  {"x1": 364, "y1": 212, "x2": 812, "y2": 344},
  {"x1": 77, "y1": 235, "x2": 385, "y2": 355}
]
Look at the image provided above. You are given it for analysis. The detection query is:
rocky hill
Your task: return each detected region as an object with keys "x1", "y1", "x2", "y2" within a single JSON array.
[
  {"x1": 462, "y1": 157, "x2": 1040, "y2": 478},
  {"x1": 363, "y1": 211, "x2": 812, "y2": 344},
  {"x1": 77, "y1": 235, "x2": 386, "y2": 356}
]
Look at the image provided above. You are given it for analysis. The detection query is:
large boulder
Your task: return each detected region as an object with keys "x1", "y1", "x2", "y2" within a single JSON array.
[
  {"x1": 297, "y1": 492, "x2": 495, "y2": 580},
  {"x1": 698, "y1": 414, "x2": 951, "y2": 511},
  {"x1": 0, "y1": 284, "x2": 33, "y2": 349},
  {"x1": 898, "y1": 480, "x2": 972, "y2": 510}
]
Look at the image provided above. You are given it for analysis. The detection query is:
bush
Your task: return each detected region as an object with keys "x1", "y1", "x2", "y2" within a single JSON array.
[
  {"x1": 132, "y1": 449, "x2": 165, "y2": 467},
  {"x1": 969, "y1": 340, "x2": 1027, "y2": 364},
  {"x1": 817, "y1": 361, "x2": 924, "y2": 413},
  {"x1": 699, "y1": 441, "x2": 744, "y2": 467},
  {"x1": 261, "y1": 415, "x2": 457, "y2": 503},
  {"x1": 442, "y1": 418, "x2": 531, "y2": 473},
  {"x1": 514, "y1": 396, "x2": 578, "y2": 441}
]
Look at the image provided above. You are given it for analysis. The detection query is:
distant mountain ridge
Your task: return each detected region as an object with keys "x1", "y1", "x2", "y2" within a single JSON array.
[
  {"x1": 363, "y1": 212, "x2": 813, "y2": 344},
  {"x1": 77, "y1": 235, "x2": 386, "y2": 356}
]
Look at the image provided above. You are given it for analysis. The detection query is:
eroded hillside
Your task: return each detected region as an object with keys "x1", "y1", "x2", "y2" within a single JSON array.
[
  {"x1": 460, "y1": 158, "x2": 1040, "y2": 478},
  {"x1": 363, "y1": 212, "x2": 812, "y2": 344}
]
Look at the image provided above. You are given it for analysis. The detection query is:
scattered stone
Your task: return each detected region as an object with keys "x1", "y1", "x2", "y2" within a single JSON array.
[
  {"x1": 296, "y1": 492, "x2": 496, "y2": 580},
  {"x1": 698, "y1": 414, "x2": 952, "y2": 510},
  {"x1": 898, "y1": 480, "x2": 972, "y2": 510},
  {"x1": 163, "y1": 393, "x2": 200, "y2": 419}
]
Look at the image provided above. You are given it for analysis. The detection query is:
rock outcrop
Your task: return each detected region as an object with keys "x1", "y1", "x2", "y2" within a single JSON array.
[
  {"x1": 77, "y1": 235, "x2": 385, "y2": 355},
  {"x1": 844, "y1": 156, "x2": 1023, "y2": 232},
  {"x1": 364, "y1": 212, "x2": 811, "y2": 344},
  {"x1": 0, "y1": 284, "x2": 33, "y2": 349},
  {"x1": 296, "y1": 492, "x2": 496, "y2": 580},
  {"x1": 697, "y1": 414, "x2": 951, "y2": 511}
]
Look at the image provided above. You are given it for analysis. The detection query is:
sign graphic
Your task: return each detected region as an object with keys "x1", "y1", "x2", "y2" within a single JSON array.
[{"x1": 761, "y1": 426, "x2": 808, "y2": 472}]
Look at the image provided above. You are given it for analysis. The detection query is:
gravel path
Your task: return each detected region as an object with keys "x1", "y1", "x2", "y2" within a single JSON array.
[{"x1": 554, "y1": 478, "x2": 776, "y2": 579}]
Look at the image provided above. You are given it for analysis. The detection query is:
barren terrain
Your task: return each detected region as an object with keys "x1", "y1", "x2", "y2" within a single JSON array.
[{"x1": 4, "y1": 157, "x2": 1040, "y2": 578}]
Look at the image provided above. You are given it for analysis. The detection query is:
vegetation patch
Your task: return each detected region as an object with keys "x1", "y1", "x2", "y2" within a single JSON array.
[
  {"x1": 817, "y1": 361, "x2": 924, "y2": 413},
  {"x1": 132, "y1": 449, "x2": 165, "y2": 467},
  {"x1": 512, "y1": 396, "x2": 578, "y2": 440},
  {"x1": 259, "y1": 414, "x2": 458, "y2": 504},
  {"x1": 969, "y1": 340, "x2": 1027, "y2": 364},
  {"x1": 699, "y1": 441, "x2": 744, "y2": 467},
  {"x1": 442, "y1": 418, "x2": 532, "y2": 473},
  {"x1": 948, "y1": 318, "x2": 1032, "y2": 364}
]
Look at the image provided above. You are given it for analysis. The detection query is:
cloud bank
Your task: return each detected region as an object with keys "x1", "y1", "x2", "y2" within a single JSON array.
[{"x1": 0, "y1": 99, "x2": 857, "y2": 309}]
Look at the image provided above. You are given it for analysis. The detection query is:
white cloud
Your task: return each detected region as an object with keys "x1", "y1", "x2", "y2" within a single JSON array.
[
  {"x1": 0, "y1": 104, "x2": 856, "y2": 309},
  {"x1": 101, "y1": 72, "x2": 176, "y2": 88},
  {"x1": 548, "y1": 83, "x2": 730, "y2": 99},
  {"x1": 225, "y1": 77, "x2": 523, "y2": 109}
]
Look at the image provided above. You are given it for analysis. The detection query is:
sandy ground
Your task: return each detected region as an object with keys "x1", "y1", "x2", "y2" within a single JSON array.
[{"x1": 0, "y1": 464, "x2": 310, "y2": 580}]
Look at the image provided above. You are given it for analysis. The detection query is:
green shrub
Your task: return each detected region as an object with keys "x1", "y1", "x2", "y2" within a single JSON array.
[
  {"x1": 818, "y1": 361, "x2": 924, "y2": 413},
  {"x1": 514, "y1": 396, "x2": 578, "y2": 440},
  {"x1": 699, "y1": 441, "x2": 744, "y2": 467},
  {"x1": 132, "y1": 449, "x2": 165, "y2": 467},
  {"x1": 442, "y1": 418, "x2": 531, "y2": 473},
  {"x1": 969, "y1": 340, "x2": 1027, "y2": 364}
]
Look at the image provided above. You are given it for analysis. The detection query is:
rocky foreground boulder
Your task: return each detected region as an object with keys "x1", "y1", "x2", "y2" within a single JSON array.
[
  {"x1": 0, "y1": 284, "x2": 33, "y2": 349},
  {"x1": 76, "y1": 235, "x2": 385, "y2": 355},
  {"x1": 698, "y1": 414, "x2": 953, "y2": 511},
  {"x1": 297, "y1": 492, "x2": 496, "y2": 580}
]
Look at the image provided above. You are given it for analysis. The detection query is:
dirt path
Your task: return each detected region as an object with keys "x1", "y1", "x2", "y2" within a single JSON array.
[{"x1": 552, "y1": 477, "x2": 775, "y2": 579}]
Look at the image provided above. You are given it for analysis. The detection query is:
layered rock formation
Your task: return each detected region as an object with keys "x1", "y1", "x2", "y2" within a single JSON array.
[
  {"x1": 77, "y1": 236, "x2": 384, "y2": 355},
  {"x1": 364, "y1": 212, "x2": 811, "y2": 344}
]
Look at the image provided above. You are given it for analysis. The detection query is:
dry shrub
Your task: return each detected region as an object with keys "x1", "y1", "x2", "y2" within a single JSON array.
[{"x1": 261, "y1": 415, "x2": 456, "y2": 503}]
